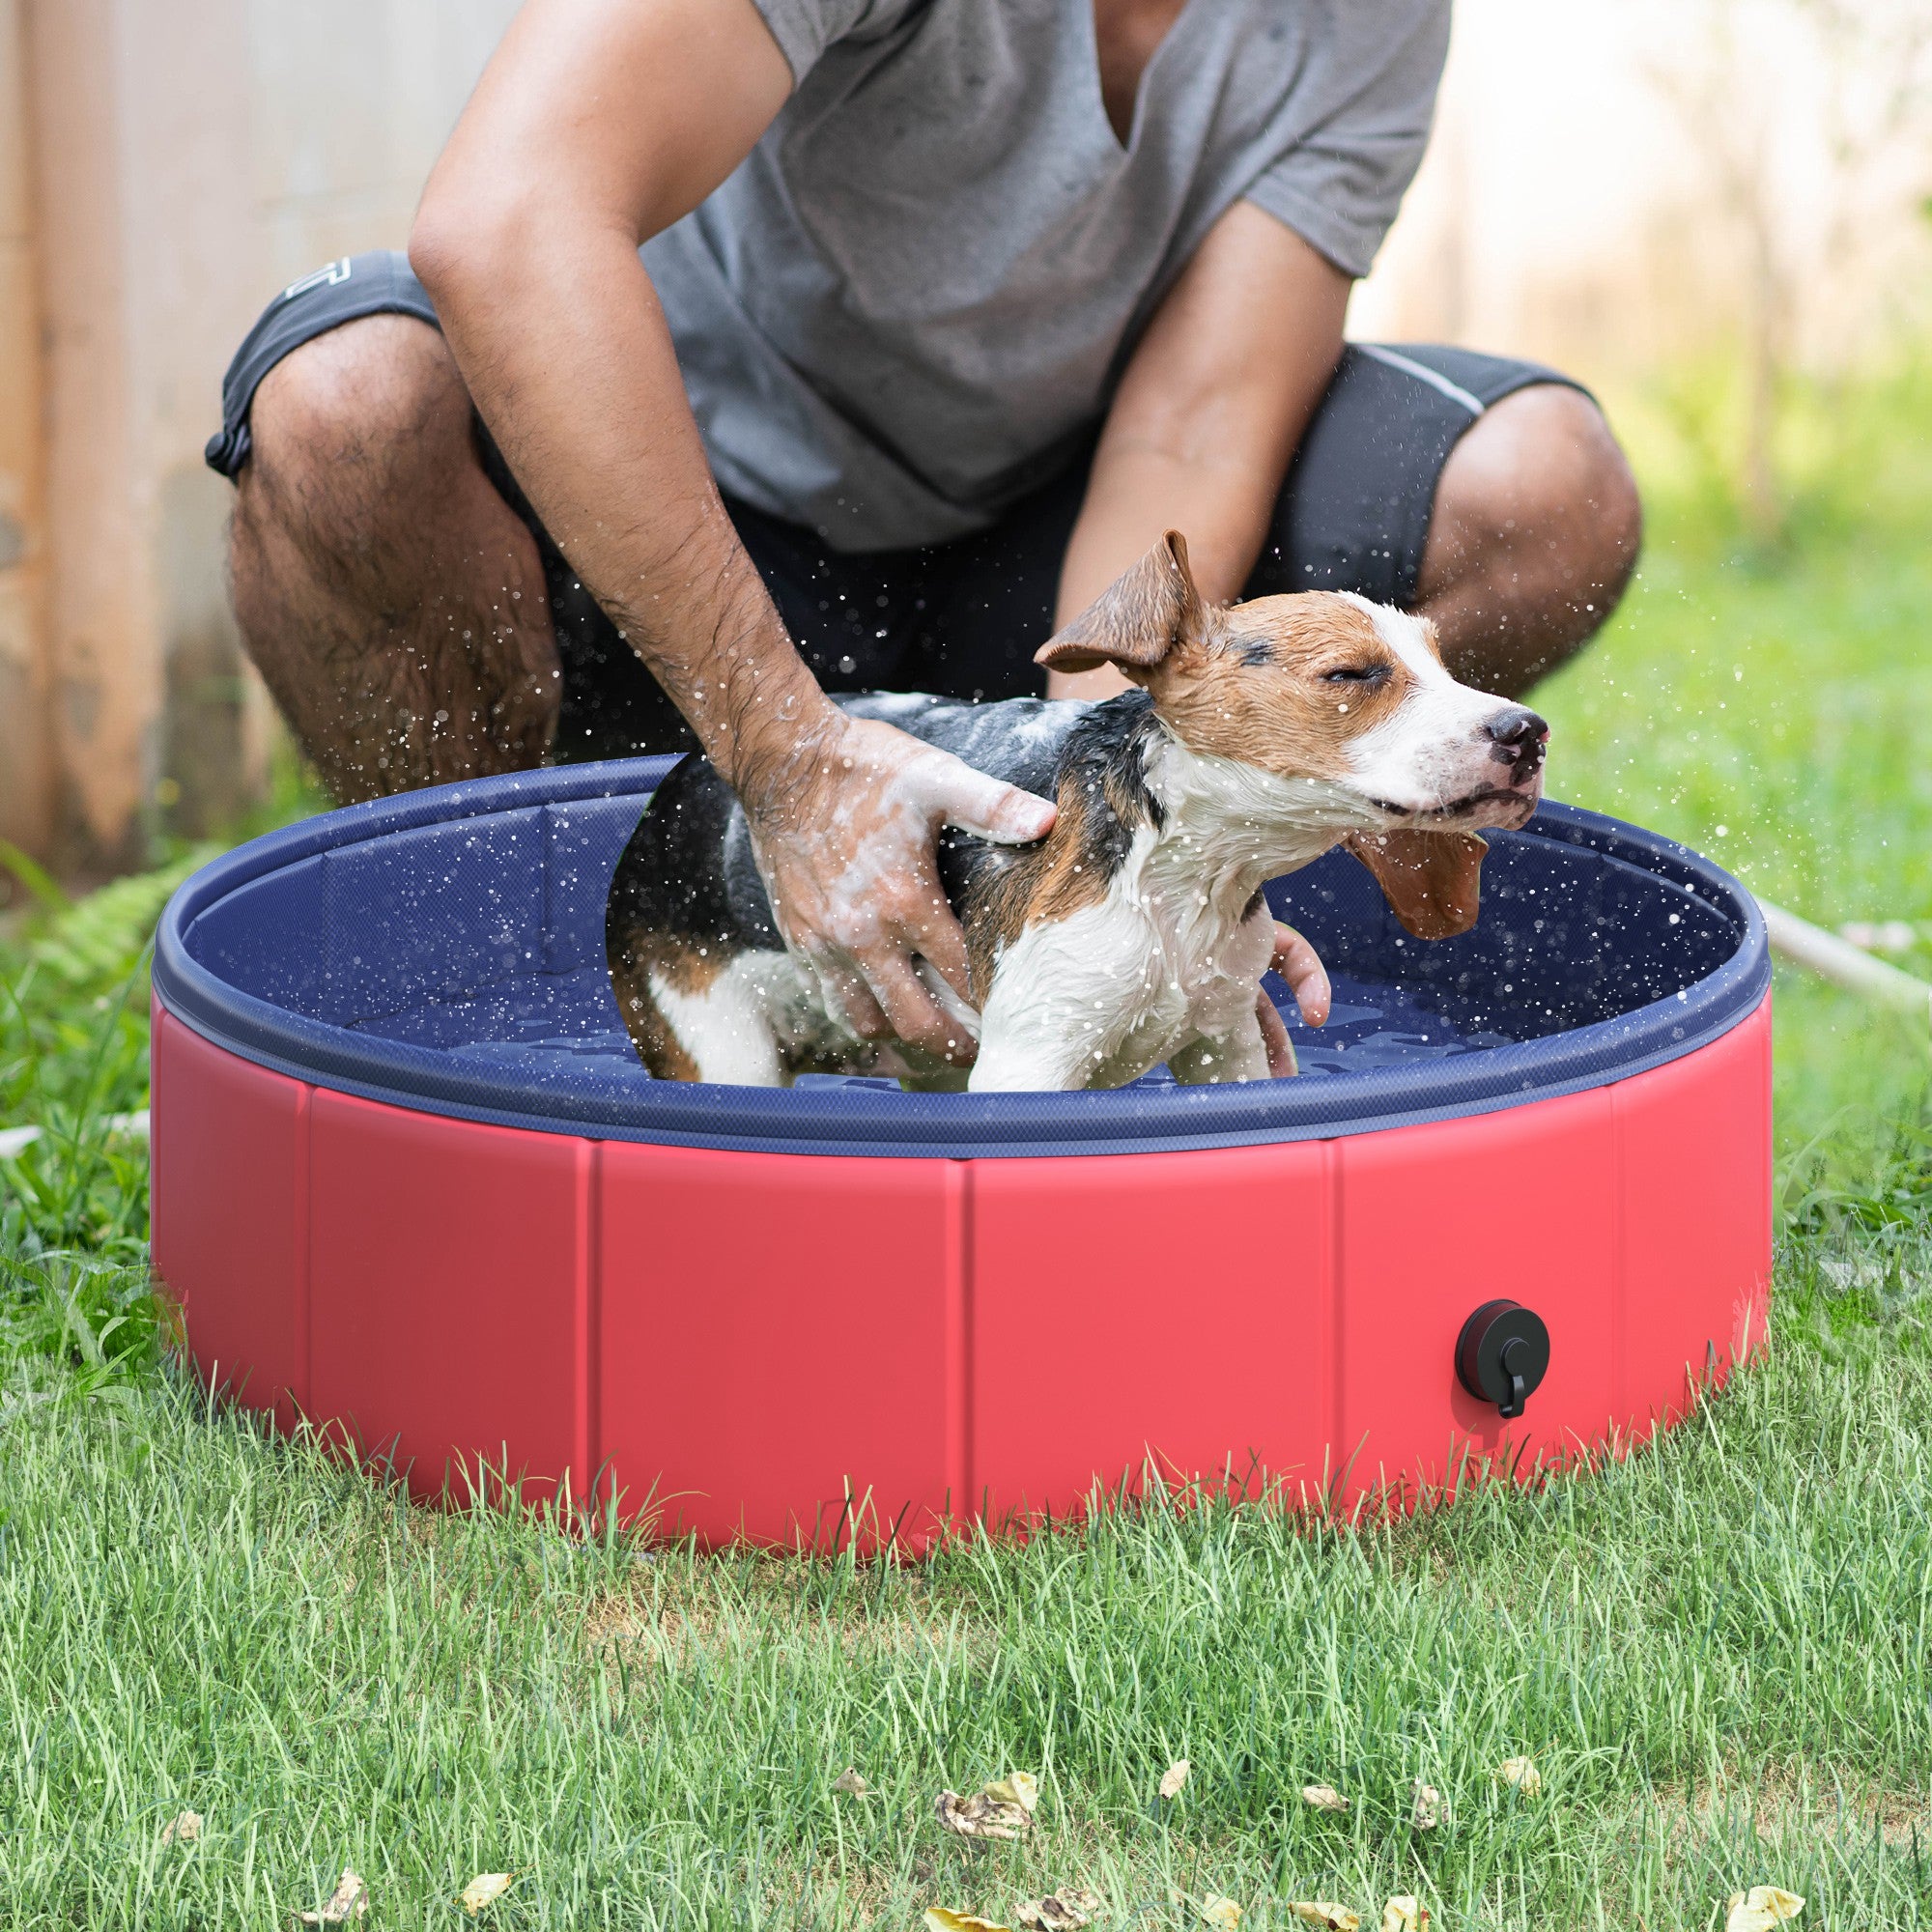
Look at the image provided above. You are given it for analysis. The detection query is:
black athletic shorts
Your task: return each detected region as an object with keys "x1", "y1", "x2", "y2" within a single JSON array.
[{"x1": 208, "y1": 249, "x2": 1589, "y2": 761}]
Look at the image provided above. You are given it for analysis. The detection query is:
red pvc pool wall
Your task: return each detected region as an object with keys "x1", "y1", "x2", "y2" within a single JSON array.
[{"x1": 152, "y1": 991, "x2": 1772, "y2": 1548}]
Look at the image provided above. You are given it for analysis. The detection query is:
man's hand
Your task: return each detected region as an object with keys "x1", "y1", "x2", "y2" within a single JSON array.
[
  {"x1": 738, "y1": 719, "x2": 1059, "y2": 1066},
  {"x1": 1256, "y1": 921, "x2": 1331, "y2": 1079},
  {"x1": 740, "y1": 713, "x2": 1056, "y2": 1059}
]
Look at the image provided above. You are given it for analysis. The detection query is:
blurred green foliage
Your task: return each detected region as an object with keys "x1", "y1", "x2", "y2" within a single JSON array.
[
  {"x1": 0, "y1": 898, "x2": 165, "y2": 1263},
  {"x1": 0, "y1": 745, "x2": 326, "y2": 1263}
]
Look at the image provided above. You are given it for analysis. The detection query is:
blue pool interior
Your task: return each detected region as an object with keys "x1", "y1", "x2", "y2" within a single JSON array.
[
  {"x1": 155, "y1": 760, "x2": 1767, "y2": 1153},
  {"x1": 171, "y1": 772, "x2": 1736, "y2": 1072}
]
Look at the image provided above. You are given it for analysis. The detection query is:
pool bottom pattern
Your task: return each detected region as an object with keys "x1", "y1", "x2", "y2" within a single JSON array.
[{"x1": 367, "y1": 970, "x2": 1515, "y2": 1091}]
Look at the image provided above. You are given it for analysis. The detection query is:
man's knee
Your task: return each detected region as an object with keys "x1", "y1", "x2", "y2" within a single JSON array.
[
  {"x1": 240, "y1": 313, "x2": 470, "y2": 530},
  {"x1": 1435, "y1": 384, "x2": 1643, "y2": 611}
]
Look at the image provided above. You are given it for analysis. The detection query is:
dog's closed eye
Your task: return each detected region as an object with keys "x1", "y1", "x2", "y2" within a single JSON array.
[{"x1": 1321, "y1": 664, "x2": 1389, "y2": 686}]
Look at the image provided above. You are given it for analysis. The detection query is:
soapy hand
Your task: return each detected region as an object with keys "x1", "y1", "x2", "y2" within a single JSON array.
[{"x1": 738, "y1": 710, "x2": 1058, "y2": 1061}]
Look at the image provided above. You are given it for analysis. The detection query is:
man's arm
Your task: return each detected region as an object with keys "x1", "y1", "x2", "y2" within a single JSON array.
[
  {"x1": 1048, "y1": 202, "x2": 1351, "y2": 699},
  {"x1": 410, "y1": 0, "x2": 1053, "y2": 1058},
  {"x1": 1051, "y1": 201, "x2": 1349, "y2": 1067}
]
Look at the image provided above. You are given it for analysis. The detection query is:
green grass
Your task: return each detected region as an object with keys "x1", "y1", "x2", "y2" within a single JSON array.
[
  {"x1": 3, "y1": 359, "x2": 1932, "y2": 1928},
  {"x1": 1, "y1": 1284, "x2": 1927, "y2": 1928},
  {"x1": 0, "y1": 744, "x2": 322, "y2": 1262}
]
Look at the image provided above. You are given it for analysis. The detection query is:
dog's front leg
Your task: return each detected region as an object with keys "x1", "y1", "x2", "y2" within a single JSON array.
[
  {"x1": 968, "y1": 978, "x2": 1116, "y2": 1091},
  {"x1": 966, "y1": 904, "x2": 1148, "y2": 1093},
  {"x1": 967, "y1": 1035, "x2": 1098, "y2": 1092},
  {"x1": 654, "y1": 963, "x2": 789, "y2": 1085},
  {"x1": 1168, "y1": 1011, "x2": 1272, "y2": 1087}
]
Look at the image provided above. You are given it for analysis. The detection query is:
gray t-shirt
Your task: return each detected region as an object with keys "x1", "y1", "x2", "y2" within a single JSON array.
[{"x1": 643, "y1": 0, "x2": 1449, "y2": 552}]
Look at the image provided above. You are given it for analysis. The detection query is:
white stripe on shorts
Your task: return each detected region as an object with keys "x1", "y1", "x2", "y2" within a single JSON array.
[{"x1": 1355, "y1": 343, "x2": 1487, "y2": 417}]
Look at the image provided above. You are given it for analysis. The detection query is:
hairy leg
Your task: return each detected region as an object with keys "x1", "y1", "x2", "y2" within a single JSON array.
[
  {"x1": 229, "y1": 313, "x2": 559, "y2": 803},
  {"x1": 1415, "y1": 384, "x2": 1643, "y2": 698}
]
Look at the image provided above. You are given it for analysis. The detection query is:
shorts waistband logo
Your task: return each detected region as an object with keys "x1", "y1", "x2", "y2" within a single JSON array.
[{"x1": 282, "y1": 258, "x2": 353, "y2": 302}]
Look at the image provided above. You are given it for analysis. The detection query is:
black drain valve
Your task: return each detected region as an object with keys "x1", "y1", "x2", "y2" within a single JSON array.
[{"x1": 1455, "y1": 1300, "x2": 1550, "y2": 1419}]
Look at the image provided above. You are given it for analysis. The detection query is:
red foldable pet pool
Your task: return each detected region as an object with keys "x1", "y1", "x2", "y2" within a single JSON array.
[{"x1": 151, "y1": 760, "x2": 1771, "y2": 1547}]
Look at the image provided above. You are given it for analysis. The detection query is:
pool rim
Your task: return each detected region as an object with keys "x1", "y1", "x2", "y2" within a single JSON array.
[{"x1": 152, "y1": 758, "x2": 1771, "y2": 1160}]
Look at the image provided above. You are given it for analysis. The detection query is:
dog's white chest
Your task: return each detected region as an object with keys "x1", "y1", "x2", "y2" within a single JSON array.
[
  {"x1": 968, "y1": 829, "x2": 1281, "y2": 1091},
  {"x1": 1135, "y1": 861, "x2": 1277, "y2": 1039},
  {"x1": 1154, "y1": 890, "x2": 1274, "y2": 1010}
]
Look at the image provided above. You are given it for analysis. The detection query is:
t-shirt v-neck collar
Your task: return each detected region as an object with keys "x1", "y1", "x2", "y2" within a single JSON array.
[{"x1": 1078, "y1": 0, "x2": 1204, "y2": 159}]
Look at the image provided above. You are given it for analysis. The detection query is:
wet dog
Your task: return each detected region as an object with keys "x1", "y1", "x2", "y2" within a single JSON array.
[{"x1": 607, "y1": 531, "x2": 1547, "y2": 1092}]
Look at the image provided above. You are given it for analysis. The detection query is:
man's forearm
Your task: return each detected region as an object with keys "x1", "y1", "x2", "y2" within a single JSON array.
[
  {"x1": 414, "y1": 222, "x2": 832, "y2": 795},
  {"x1": 409, "y1": 0, "x2": 821, "y2": 796},
  {"x1": 1056, "y1": 440, "x2": 1297, "y2": 625},
  {"x1": 1048, "y1": 202, "x2": 1350, "y2": 696}
]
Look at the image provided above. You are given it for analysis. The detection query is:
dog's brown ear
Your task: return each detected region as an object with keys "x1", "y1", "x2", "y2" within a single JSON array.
[
  {"x1": 1346, "y1": 829, "x2": 1489, "y2": 941},
  {"x1": 1035, "y1": 530, "x2": 1208, "y2": 677}
]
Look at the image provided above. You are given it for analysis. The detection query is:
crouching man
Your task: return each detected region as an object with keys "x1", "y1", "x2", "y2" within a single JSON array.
[{"x1": 210, "y1": 0, "x2": 1640, "y2": 1066}]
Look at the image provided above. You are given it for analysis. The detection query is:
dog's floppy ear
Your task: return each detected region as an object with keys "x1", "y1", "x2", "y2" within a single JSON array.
[
  {"x1": 1035, "y1": 529, "x2": 1208, "y2": 677},
  {"x1": 1345, "y1": 829, "x2": 1489, "y2": 941}
]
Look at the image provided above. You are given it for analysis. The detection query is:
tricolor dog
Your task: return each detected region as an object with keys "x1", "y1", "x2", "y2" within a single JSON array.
[{"x1": 607, "y1": 531, "x2": 1548, "y2": 1092}]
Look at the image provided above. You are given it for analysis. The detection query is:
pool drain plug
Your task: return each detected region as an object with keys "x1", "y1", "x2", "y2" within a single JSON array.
[{"x1": 1455, "y1": 1300, "x2": 1550, "y2": 1419}]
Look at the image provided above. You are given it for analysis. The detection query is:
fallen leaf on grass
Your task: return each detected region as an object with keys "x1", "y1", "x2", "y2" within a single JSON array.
[
  {"x1": 1725, "y1": 1888, "x2": 1805, "y2": 1931},
  {"x1": 831, "y1": 1767, "x2": 871, "y2": 1797},
  {"x1": 460, "y1": 1871, "x2": 513, "y2": 1916},
  {"x1": 925, "y1": 1910, "x2": 1011, "y2": 1932},
  {"x1": 1409, "y1": 1781, "x2": 1441, "y2": 1830},
  {"x1": 1381, "y1": 1899, "x2": 1429, "y2": 1932},
  {"x1": 295, "y1": 1869, "x2": 368, "y2": 1925},
  {"x1": 1494, "y1": 1756, "x2": 1541, "y2": 1796},
  {"x1": 1158, "y1": 1760, "x2": 1191, "y2": 1800},
  {"x1": 1289, "y1": 1904, "x2": 1360, "y2": 1930},
  {"x1": 984, "y1": 1771, "x2": 1040, "y2": 1814},
  {"x1": 158, "y1": 1810, "x2": 202, "y2": 1846},
  {"x1": 1299, "y1": 1783, "x2": 1350, "y2": 1812},
  {"x1": 1200, "y1": 1898, "x2": 1241, "y2": 1929},
  {"x1": 1016, "y1": 1889, "x2": 1102, "y2": 1931},
  {"x1": 935, "y1": 1789, "x2": 1032, "y2": 1841}
]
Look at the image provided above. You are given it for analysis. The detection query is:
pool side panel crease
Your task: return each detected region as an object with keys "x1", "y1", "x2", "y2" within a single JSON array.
[{"x1": 295, "y1": 1081, "x2": 313, "y2": 1420}]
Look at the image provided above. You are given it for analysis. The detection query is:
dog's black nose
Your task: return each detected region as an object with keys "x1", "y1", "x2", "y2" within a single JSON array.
[
  {"x1": 1486, "y1": 705, "x2": 1548, "y2": 776},
  {"x1": 1486, "y1": 705, "x2": 1548, "y2": 748}
]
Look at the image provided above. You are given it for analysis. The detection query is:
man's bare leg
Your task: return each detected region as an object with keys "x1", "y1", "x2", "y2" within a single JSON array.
[
  {"x1": 1415, "y1": 384, "x2": 1644, "y2": 699},
  {"x1": 229, "y1": 313, "x2": 559, "y2": 803}
]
